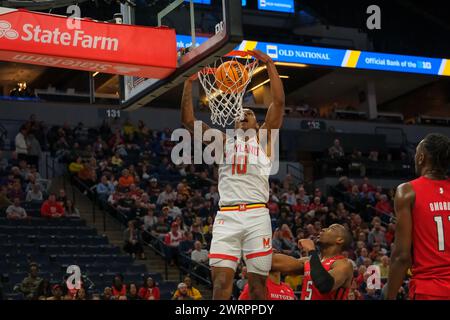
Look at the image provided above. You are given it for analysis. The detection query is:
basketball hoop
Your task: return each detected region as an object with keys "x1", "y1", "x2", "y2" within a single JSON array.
[{"x1": 197, "y1": 50, "x2": 259, "y2": 127}]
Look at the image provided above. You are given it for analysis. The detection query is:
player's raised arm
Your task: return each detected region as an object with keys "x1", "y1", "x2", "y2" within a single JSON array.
[
  {"x1": 249, "y1": 49, "x2": 285, "y2": 130},
  {"x1": 271, "y1": 253, "x2": 306, "y2": 275},
  {"x1": 181, "y1": 79, "x2": 211, "y2": 134},
  {"x1": 299, "y1": 239, "x2": 352, "y2": 294},
  {"x1": 386, "y1": 182, "x2": 414, "y2": 300}
]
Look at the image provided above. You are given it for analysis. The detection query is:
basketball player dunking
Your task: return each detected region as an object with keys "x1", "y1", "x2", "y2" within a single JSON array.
[
  {"x1": 386, "y1": 133, "x2": 450, "y2": 300},
  {"x1": 271, "y1": 224, "x2": 354, "y2": 300},
  {"x1": 181, "y1": 49, "x2": 285, "y2": 300}
]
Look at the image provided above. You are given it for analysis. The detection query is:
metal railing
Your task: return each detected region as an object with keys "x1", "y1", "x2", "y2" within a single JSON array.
[
  {"x1": 69, "y1": 175, "x2": 104, "y2": 231},
  {"x1": 142, "y1": 230, "x2": 169, "y2": 281}
]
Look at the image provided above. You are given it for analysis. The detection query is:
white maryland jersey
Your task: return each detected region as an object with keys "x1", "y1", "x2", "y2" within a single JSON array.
[{"x1": 218, "y1": 135, "x2": 271, "y2": 206}]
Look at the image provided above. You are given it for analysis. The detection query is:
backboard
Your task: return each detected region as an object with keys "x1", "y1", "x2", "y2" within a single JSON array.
[{"x1": 120, "y1": 0, "x2": 243, "y2": 111}]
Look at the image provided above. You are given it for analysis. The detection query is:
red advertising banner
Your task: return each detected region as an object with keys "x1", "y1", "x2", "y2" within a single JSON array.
[{"x1": 0, "y1": 8, "x2": 177, "y2": 78}]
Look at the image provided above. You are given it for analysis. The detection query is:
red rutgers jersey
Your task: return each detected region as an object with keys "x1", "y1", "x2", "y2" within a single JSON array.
[
  {"x1": 239, "y1": 278, "x2": 296, "y2": 300},
  {"x1": 409, "y1": 176, "x2": 450, "y2": 298},
  {"x1": 300, "y1": 255, "x2": 349, "y2": 300}
]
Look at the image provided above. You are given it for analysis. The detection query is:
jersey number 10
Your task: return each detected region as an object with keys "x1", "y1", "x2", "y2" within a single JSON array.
[
  {"x1": 434, "y1": 215, "x2": 450, "y2": 251},
  {"x1": 231, "y1": 155, "x2": 247, "y2": 175}
]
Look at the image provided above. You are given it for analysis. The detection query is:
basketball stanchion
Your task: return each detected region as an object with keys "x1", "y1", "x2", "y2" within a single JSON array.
[{"x1": 197, "y1": 50, "x2": 259, "y2": 127}]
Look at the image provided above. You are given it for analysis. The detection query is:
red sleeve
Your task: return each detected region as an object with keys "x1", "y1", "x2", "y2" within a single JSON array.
[
  {"x1": 238, "y1": 284, "x2": 250, "y2": 300},
  {"x1": 40, "y1": 202, "x2": 49, "y2": 217},
  {"x1": 154, "y1": 287, "x2": 160, "y2": 300},
  {"x1": 164, "y1": 233, "x2": 171, "y2": 245},
  {"x1": 138, "y1": 288, "x2": 147, "y2": 299},
  {"x1": 57, "y1": 203, "x2": 65, "y2": 215}
]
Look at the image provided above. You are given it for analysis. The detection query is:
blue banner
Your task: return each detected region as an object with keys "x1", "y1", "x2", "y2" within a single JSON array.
[
  {"x1": 356, "y1": 51, "x2": 442, "y2": 75},
  {"x1": 258, "y1": 0, "x2": 295, "y2": 13},
  {"x1": 175, "y1": 35, "x2": 450, "y2": 77}
]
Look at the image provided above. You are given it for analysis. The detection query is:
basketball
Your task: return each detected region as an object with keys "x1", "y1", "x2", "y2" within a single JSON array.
[{"x1": 215, "y1": 61, "x2": 249, "y2": 93}]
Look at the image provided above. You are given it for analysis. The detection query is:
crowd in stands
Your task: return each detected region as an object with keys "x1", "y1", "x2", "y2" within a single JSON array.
[
  {"x1": 1, "y1": 114, "x2": 410, "y2": 300},
  {"x1": 320, "y1": 138, "x2": 414, "y2": 178}
]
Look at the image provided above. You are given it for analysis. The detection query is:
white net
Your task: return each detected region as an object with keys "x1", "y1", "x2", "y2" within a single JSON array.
[{"x1": 197, "y1": 51, "x2": 259, "y2": 127}]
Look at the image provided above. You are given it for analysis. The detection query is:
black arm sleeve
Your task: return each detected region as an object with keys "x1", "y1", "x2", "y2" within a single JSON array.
[{"x1": 309, "y1": 250, "x2": 335, "y2": 294}]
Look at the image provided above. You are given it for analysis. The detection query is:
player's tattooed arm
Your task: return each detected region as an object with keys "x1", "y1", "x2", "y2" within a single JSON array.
[
  {"x1": 250, "y1": 49, "x2": 285, "y2": 131},
  {"x1": 271, "y1": 253, "x2": 307, "y2": 275},
  {"x1": 385, "y1": 182, "x2": 414, "y2": 300}
]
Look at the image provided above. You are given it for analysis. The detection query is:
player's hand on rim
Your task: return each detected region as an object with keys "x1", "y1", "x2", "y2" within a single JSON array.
[{"x1": 248, "y1": 49, "x2": 273, "y2": 64}]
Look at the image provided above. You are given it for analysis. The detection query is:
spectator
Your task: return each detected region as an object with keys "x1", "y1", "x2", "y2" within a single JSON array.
[
  {"x1": 356, "y1": 247, "x2": 369, "y2": 266},
  {"x1": 78, "y1": 159, "x2": 97, "y2": 187},
  {"x1": 96, "y1": 175, "x2": 115, "y2": 204},
  {"x1": 6, "y1": 197, "x2": 27, "y2": 220},
  {"x1": 385, "y1": 223, "x2": 395, "y2": 246},
  {"x1": 378, "y1": 255, "x2": 390, "y2": 280},
  {"x1": 18, "y1": 263, "x2": 42, "y2": 300},
  {"x1": 118, "y1": 169, "x2": 135, "y2": 190},
  {"x1": 101, "y1": 287, "x2": 113, "y2": 300},
  {"x1": 64, "y1": 199, "x2": 80, "y2": 218},
  {"x1": 111, "y1": 275, "x2": 127, "y2": 300},
  {"x1": 46, "y1": 284, "x2": 65, "y2": 300},
  {"x1": 15, "y1": 126, "x2": 29, "y2": 162},
  {"x1": 374, "y1": 194, "x2": 393, "y2": 216},
  {"x1": 68, "y1": 157, "x2": 84, "y2": 174},
  {"x1": 368, "y1": 222, "x2": 386, "y2": 247},
  {"x1": 74, "y1": 287, "x2": 88, "y2": 300},
  {"x1": 138, "y1": 277, "x2": 160, "y2": 300},
  {"x1": 36, "y1": 279, "x2": 52, "y2": 300},
  {"x1": 172, "y1": 283, "x2": 193, "y2": 300},
  {"x1": 142, "y1": 208, "x2": 157, "y2": 232},
  {"x1": 8, "y1": 181, "x2": 25, "y2": 202},
  {"x1": 183, "y1": 276, "x2": 202, "y2": 300},
  {"x1": 191, "y1": 240, "x2": 208, "y2": 264},
  {"x1": 123, "y1": 220, "x2": 145, "y2": 260},
  {"x1": 26, "y1": 133, "x2": 41, "y2": 168},
  {"x1": 164, "y1": 222, "x2": 184, "y2": 266},
  {"x1": 26, "y1": 183, "x2": 43, "y2": 202},
  {"x1": 328, "y1": 138, "x2": 344, "y2": 159},
  {"x1": 40, "y1": 193, "x2": 65, "y2": 218},
  {"x1": 152, "y1": 215, "x2": 170, "y2": 238},
  {"x1": 179, "y1": 231, "x2": 195, "y2": 255},
  {"x1": 111, "y1": 152, "x2": 124, "y2": 168},
  {"x1": 157, "y1": 184, "x2": 177, "y2": 205},
  {"x1": 126, "y1": 283, "x2": 141, "y2": 300},
  {"x1": 0, "y1": 186, "x2": 12, "y2": 208}
]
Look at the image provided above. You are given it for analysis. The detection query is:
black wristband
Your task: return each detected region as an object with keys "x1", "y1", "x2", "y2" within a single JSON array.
[{"x1": 309, "y1": 251, "x2": 335, "y2": 294}]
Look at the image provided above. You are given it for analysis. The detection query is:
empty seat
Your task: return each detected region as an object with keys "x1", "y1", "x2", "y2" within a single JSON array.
[
  {"x1": 75, "y1": 255, "x2": 96, "y2": 265},
  {"x1": 63, "y1": 245, "x2": 81, "y2": 254},
  {"x1": 4, "y1": 293, "x2": 24, "y2": 300},
  {"x1": 99, "y1": 245, "x2": 120, "y2": 255},
  {"x1": 79, "y1": 245, "x2": 98, "y2": 255},
  {"x1": 6, "y1": 272, "x2": 27, "y2": 286},
  {"x1": 54, "y1": 254, "x2": 76, "y2": 265},
  {"x1": 18, "y1": 244, "x2": 39, "y2": 255},
  {"x1": 0, "y1": 226, "x2": 16, "y2": 234},
  {"x1": 123, "y1": 272, "x2": 144, "y2": 284},
  {"x1": 43, "y1": 245, "x2": 64, "y2": 255},
  {"x1": 115, "y1": 255, "x2": 133, "y2": 264},
  {"x1": 0, "y1": 244, "x2": 15, "y2": 254},
  {"x1": 126, "y1": 264, "x2": 147, "y2": 274}
]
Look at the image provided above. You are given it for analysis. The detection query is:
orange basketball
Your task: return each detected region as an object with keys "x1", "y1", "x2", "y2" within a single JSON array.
[{"x1": 215, "y1": 60, "x2": 249, "y2": 93}]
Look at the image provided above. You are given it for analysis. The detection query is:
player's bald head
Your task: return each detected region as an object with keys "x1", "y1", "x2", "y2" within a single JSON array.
[{"x1": 329, "y1": 224, "x2": 353, "y2": 250}]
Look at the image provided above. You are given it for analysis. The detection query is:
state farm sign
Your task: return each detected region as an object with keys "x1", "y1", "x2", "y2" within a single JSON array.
[{"x1": 0, "y1": 8, "x2": 176, "y2": 78}]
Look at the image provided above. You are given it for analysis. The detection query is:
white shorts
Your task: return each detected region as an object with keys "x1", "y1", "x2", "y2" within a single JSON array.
[{"x1": 209, "y1": 206, "x2": 273, "y2": 276}]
